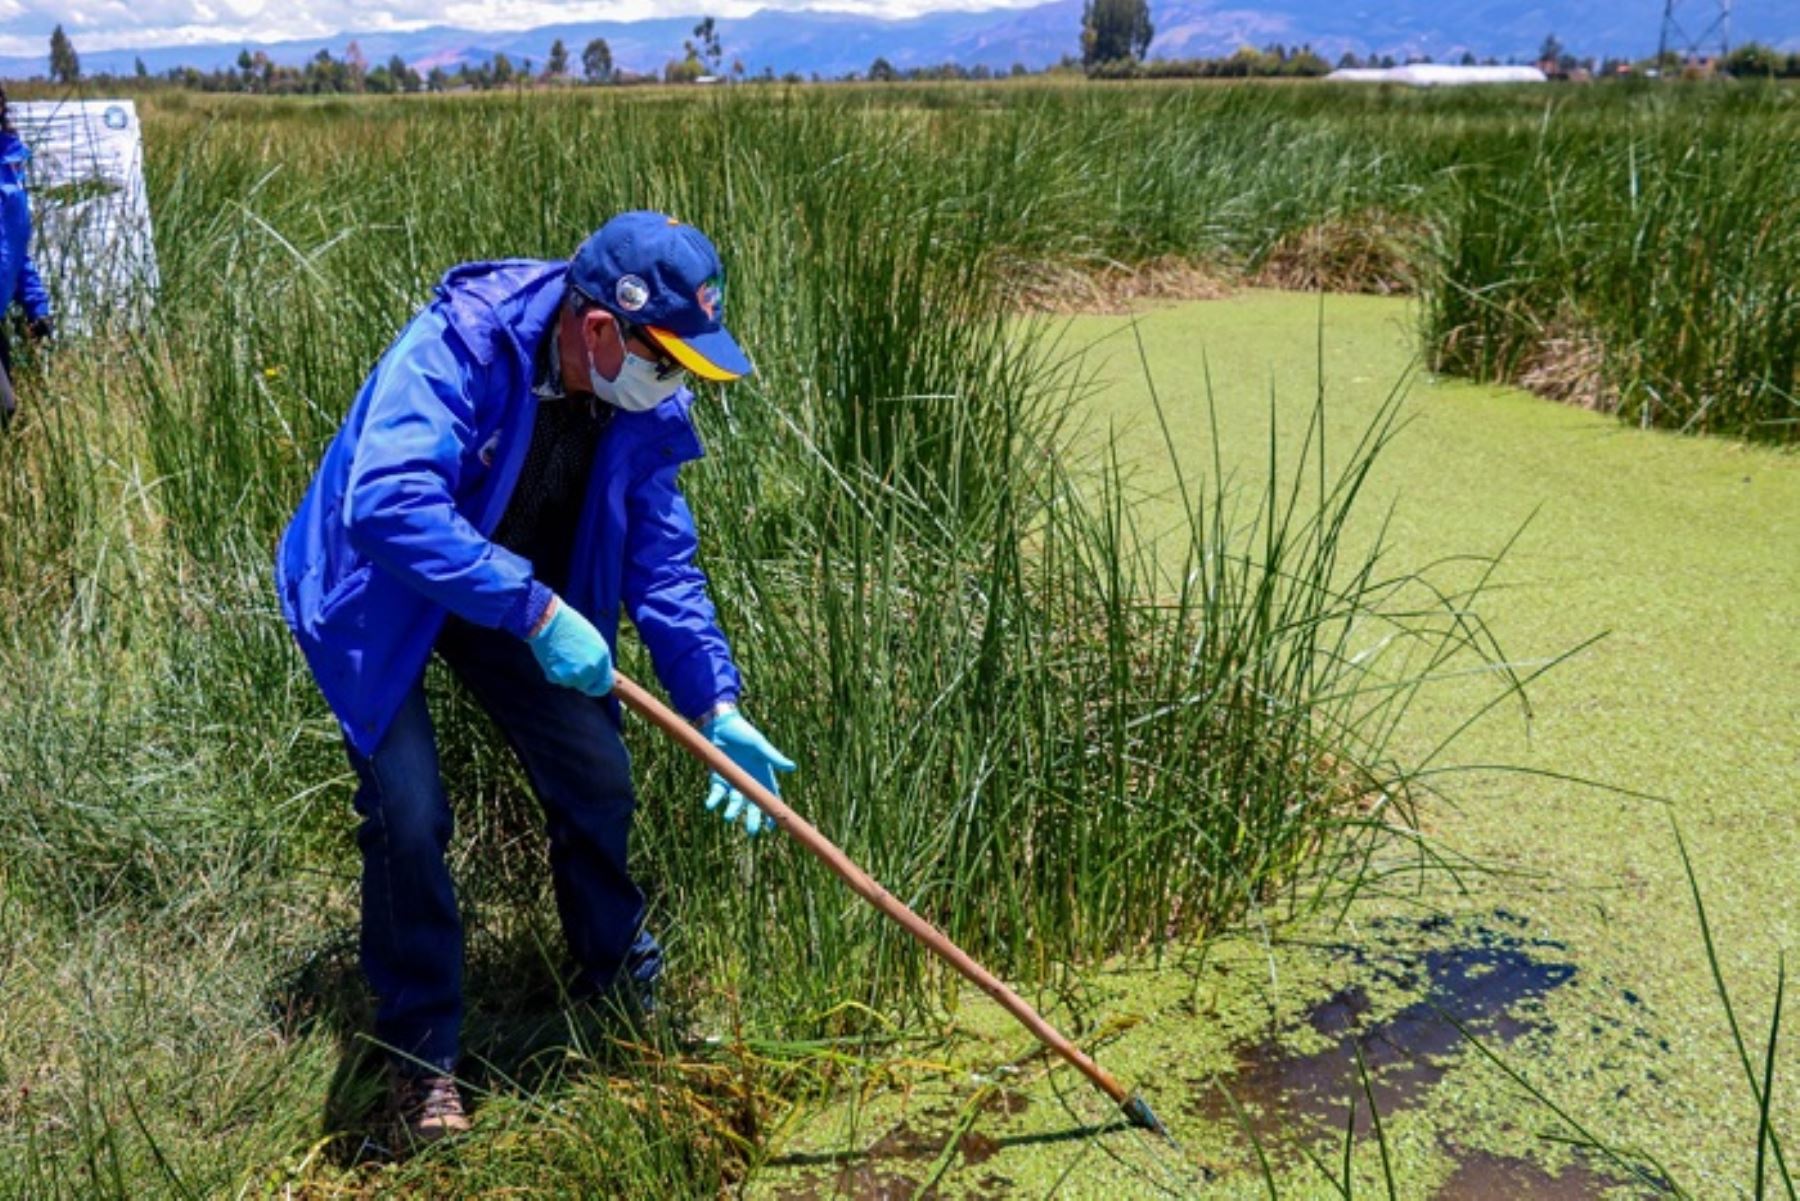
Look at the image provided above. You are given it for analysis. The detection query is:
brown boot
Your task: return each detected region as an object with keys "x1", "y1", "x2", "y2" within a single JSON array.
[{"x1": 391, "y1": 1072, "x2": 470, "y2": 1144}]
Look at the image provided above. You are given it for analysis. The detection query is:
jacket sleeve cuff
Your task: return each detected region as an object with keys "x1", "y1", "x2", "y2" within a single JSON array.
[
  {"x1": 502, "y1": 580, "x2": 556, "y2": 639},
  {"x1": 693, "y1": 696, "x2": 739, "y2": 729}
]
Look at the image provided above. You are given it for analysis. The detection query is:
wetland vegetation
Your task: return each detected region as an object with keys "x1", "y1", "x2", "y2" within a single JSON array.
[{"x1": 1, "y1": 82, "x2": 1794, "y2": 1196}]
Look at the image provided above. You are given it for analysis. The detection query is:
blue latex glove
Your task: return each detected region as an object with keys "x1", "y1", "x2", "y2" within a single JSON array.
[
  {"x1": 702, "y1": 709, "x2": 795, "y2": 837},
  {"x1": 527, "y1": 597, "x2": 614, "y2": 696}
]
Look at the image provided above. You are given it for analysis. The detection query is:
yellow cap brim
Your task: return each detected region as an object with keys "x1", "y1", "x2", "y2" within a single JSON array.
[{"x1": 646, "y1": 327, "x2": 746, "y2": 383}]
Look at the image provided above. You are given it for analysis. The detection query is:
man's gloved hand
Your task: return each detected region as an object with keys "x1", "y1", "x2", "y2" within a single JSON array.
[
  {"x1": 702, "y1": 708, "x2": 794, "y2": 837},
  {"x1": 527, "y1": 597, "x2": 614, "y2": 696},
  {"x1": 25, "y1": 317, "x2": 52, "y2": 344}
]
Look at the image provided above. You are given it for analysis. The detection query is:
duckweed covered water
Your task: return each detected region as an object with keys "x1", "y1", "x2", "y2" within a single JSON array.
[{"x1": 748, "y1": 290, "x2": 1799, "y2": 1196}]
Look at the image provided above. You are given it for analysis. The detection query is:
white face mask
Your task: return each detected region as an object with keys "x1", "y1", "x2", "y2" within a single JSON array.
[{"x1": 587, "y1": 325, "x2": 684, "y2": 413}]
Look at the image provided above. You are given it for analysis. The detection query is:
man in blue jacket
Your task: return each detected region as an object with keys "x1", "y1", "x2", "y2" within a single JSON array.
[
  {"x1": 276, "y1": 212, "x2": 792, "y2": 1143},
  {"x1": 0, "y1": 84, "x2": 56, "y2": 427}
]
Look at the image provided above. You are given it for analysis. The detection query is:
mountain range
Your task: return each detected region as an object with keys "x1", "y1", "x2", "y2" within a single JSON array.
[{"x1": 4, "y1": 2, "x2": 1795, "y2": 82}]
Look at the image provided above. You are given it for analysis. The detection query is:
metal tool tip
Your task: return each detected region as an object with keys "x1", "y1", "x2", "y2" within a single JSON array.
[{"x1": 1122, "y1": 1094, "x2": 1170, "y2": 1138}]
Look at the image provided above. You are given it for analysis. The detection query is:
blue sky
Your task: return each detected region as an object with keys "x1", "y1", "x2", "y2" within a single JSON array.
[{"x1": 1, "y1": 0, "x2": 1043, "y2": 58}]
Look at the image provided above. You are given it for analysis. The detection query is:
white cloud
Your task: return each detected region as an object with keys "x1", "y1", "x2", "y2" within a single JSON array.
[{"x1": 1, "y1": 0, "x2": 1044, "y2": 58}]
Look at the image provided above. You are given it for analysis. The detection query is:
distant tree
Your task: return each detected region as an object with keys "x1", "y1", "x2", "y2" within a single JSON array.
[
  {"x1": 912, "y1": 61, "x2": 971, "y2": 81},
  {"x1": 237, "y1": 48, "x2": 256, "y2": 91},
  {"x1": 1337, "y1": 51, "x2": 1362, "y2": 69},
  {"x1": 346, "y1": 40, "x2": 368, "y2": 85},
  {"x1": 49, "y1": 24, "x2": 81, "y2": 84},
  {"x1": 386, "y1": 54, "x2": 418, "y2": 91},
  {"x1": 665, "y1": 54, "x2": 705, "y2": 84},
  {"x1": 493, "y1": 53, "x2": 515, "y2": 85},
  {"x1": 1721, "y1": 42, "x2": 1782, "y2": 77},
  {"x1": 547, "y1": 38, "x2": 569, "y2": 78},
  {"x1": 304, "y1": 48, "x2": 346, "y2": 93},
  {"x1": 582, "y1": 37, "x2": 614, "y2": 83},
  {"x1": 427, "y1": 66, "x2": 449, "y2": 92},
  {"x1": 135, "y1": 56, "x2": 149, "y2": 79},
  {"x1": 869, "y1": 56, "x2": 898, "y2": 82},
  {"x1": 1010, "y1": 61, "x2": 1029, "y2": 77},
  {"x1": 1217, "y1": 45, "x2": 1276, "y2": 77},
  {"x1": 1459, "y1": 50, "x2": 1477, "y2": 66},
  {"x1": 690, "y1": 17, "x2": 724, "y2": 74},
  {"x1": 1282, "y1": 47, "x2": 1332, "y2": 77},
  {"x1": 1538, "y1": 34, "x2": 1563, "y2": 65},
  {"x1": 1080, "y1": 0, "x2": 1153, "y2": 70}
]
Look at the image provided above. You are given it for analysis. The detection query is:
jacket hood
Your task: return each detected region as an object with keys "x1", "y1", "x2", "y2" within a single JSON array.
[
  {"x1": 434, "y1": 259, "x2": 567, "y2": 369},
  {"x1": 0, "y1": 130, "x2": 29, "y2": 168}
]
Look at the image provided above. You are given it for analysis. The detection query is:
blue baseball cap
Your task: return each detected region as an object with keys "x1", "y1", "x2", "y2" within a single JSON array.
[{"x1": 568, "y1": 211, "x2": 752, "y2": 382}]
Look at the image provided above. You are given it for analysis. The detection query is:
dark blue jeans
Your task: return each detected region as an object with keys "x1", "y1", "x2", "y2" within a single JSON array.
[{"x1": 345, "y1": 617, "x2": 661, "y2": 1076}]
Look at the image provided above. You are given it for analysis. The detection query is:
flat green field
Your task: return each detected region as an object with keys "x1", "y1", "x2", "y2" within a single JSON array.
[{"x1": 751, "y1": 291, "x2": 1799, "y2": 1197}]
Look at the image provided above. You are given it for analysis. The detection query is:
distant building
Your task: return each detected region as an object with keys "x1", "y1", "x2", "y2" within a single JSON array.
[{"x1": 1326, "y1": 64, "x2": 1549, "y2": 86}]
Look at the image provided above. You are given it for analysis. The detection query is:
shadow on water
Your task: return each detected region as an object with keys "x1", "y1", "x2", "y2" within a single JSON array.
[
  {"x1": 1436, "y1": 1145, "x2": 1629, "y2": 1199},
  {"x1": 1191, "y1": 917, "x2": 1577, "y2": 1143}
]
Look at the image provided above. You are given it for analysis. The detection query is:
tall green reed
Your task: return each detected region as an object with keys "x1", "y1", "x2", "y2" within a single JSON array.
[{"x1": 1419, "y1": 84, "x2": 1799, "y2": 439}]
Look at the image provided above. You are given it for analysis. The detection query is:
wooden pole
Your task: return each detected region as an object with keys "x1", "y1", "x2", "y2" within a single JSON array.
[{"x1": 612, "y1": 672, "x2": 1157, "y2": 1123}]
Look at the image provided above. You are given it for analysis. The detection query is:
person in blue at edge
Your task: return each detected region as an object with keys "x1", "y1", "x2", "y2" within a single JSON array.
[
  {"x1": 0, "y1": 83, "x2": 56, "y2": 428},
  {"x1": 275, "y1": 212, "x2": 794, "y2": 1144}
]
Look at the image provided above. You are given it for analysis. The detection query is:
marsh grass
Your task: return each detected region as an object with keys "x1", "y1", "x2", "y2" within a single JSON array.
[{"x1": 1417, "y1": 84, "x2": 1799, "y2": 438}]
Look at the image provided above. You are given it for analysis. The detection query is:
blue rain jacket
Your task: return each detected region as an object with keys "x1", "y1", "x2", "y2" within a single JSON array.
[
  {"x1": 0, "y1": 131, "x2": 52, "y2": 323},
  {"x1": 275, "y1": 259, "x2": 741, "y2": 755}
]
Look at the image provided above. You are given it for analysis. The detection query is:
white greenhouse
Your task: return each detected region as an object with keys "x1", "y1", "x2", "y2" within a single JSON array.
[{"x1": 1327, "y1": 64, "x2": 1550, "y2": 86}]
